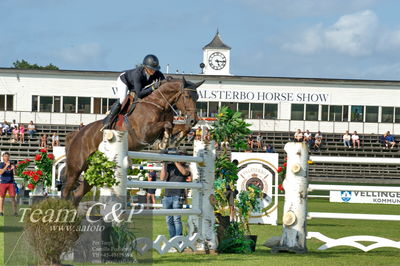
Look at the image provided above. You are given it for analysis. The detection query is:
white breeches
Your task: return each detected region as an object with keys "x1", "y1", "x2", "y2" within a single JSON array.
[{"x1": 117, "y1": 73, "x2": 128, "y2": 104}]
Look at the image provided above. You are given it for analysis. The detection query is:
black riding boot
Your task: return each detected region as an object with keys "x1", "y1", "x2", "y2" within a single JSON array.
[{"x1": 102, "y1": 102, "x2": 121, "y2": 129}]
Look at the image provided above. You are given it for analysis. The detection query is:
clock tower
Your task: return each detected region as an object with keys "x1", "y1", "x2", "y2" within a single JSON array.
[{"x1": 202, "y1": 31, "x2": 231, "y2": 75}]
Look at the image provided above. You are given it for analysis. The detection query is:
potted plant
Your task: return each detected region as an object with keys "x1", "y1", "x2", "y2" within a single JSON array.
[
  {"x1": 236, "y1": 184, "x2": 263, "y2": 251},
  {"x1": 16, "y1": 148, "x2": 55, "y2": 195},
  {"x1": 210, "y1": 106, "x2": 251, "y2": 249}
]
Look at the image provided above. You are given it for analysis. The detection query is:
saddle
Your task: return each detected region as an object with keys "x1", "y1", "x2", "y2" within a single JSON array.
[{"x1": 113, "y1": 94, "x2": 137, "y2": 129}]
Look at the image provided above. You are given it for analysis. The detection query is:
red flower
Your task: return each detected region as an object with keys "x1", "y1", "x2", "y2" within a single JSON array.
[
  {"x1": 22, "y1": 170, "x2": 30, "y2": 176},
  {"x1": 277, "y1": 166, "x2": 283, "y2": 173},
  {"x1": 278, "y1": 184, "x2": 284, "y2": 191},
  {"x1": 35, "y1": 154, "x2": 42, "y2": 161},
  {"x1": 36, "y1": 170, "x2": 43, "y2": 176},
  {"x1": 40, "y1": 148, "x2": 47, "y2": 153},
  {"x1": 47, "y1": 154, "x2": 55, "y2": 160},
  {"x1": 283, "y1": 162, "x2": 287, "y2": 167},
  {"x1": 27, "y1": 183, "x2": 35, "y2": 190},
  {"x1": 32, "y1": 174, "x2": 40, "y2": 182},
  {"x1": 26, "y1": 159, "x2": 31, "y2": 162}
]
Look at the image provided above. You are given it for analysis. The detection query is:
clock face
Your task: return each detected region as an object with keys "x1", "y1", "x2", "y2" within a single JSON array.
[{"x1": 208, "y1": 52, "x2": 226, "y2": 70}]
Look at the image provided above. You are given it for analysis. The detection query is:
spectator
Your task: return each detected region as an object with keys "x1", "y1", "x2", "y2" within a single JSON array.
[
  {"x1": 10, "y1": 119, "x2": 18, "y2": 130},
  {"x1": 11, "y1": 127, "x2": 19, "y2": 143},
  {"x1": 294, "y1": 129, "x2": 303, "y2": 142},
  {"x1": 266, "y1": 144, "x2": 275, "y2": 153},
  {"x1": 314, "y1": 131, "x2": 322, "y2": 151},
  {"x1": 204, "y1": 127, "x2": 211, "y2": 141},
  {"x1": 303, "y1": 130, "x2": 313, "y2": 149},
  {"x1": 40, "y1": 134, "x2": 47, "y2": 149},
  {"x1": 343, "y1": 130, "x2": 351, "y2": 148},
  {"x1": 385, "y1": 131, "x2": 396, "y2": 149},
  {"x1": 27, "y1": 121, "x2": 36, "y2": 139},
  {"x1": 0, "y1": 121, "x2": 3, "y2": 136},
  {"x1": 380, "y1": 132, "x2": 389, "y2": 149},
  {"x1": 160, "y1": 158, "x2": 190, "y2": 239},
  {"x1": 352, "y1": 131, "x2": 361, "y2": 149},
  {"x1": 247, "y1": 136, "x2": 254, "y2": 150},
  {"x1": 2, "y1": 121, "x2": 10, "y2": 135},
  {"x1": 78, "y1": 122, "x2": 85, "y2": 130},
  {"x1": 255, "y1": 133, "x2": 263, "y2": 150},
  {"x1": 52, "y1": 133, "x2": 60, "y2": 147},
  {"x1": 0, "y1": 152, "x2": 18, "y2": 216},
  {"x1": 145, "y1": 170, "x2": 157, "y2": 210},
  {"x1": 195, "y1": 126, "x2": 202, "y2": 140},
  {"x1": 19, "y1": 124, "x2": 25, "y2": 144}
]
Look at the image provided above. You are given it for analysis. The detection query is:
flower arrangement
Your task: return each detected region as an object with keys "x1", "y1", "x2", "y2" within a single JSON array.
[
  {"x1": 277, "y1": 158, "x2": 287, "y2": 192},
  {"x1": 16, "y1": 148, "x2": 55, "y2": 190}
]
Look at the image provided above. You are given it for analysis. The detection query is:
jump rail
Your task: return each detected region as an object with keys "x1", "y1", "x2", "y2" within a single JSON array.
[{"x1": 98, "y1": 130, "x2": 217, "y2": 255}]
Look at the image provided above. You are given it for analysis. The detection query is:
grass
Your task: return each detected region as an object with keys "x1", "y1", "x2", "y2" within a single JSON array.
[{"x1": 1, "y1": 198, "x2": 399, "y2": 265}]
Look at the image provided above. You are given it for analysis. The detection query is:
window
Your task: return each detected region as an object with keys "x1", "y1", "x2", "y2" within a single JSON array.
[
  {"x1": 63, "y1": 96, "x2": 76, "y2": 113},
  {"x1": 306, "y1": 104, "x2": 318, "y2": 121},
  {"x1": 265, "y1": 104, "x2": 277, "y2": 119},
  {"x1": 330, "y1": 105, "x2": 342, "y2": 121},
  {"x1": 365, "y1": 106, "x2": 378, "y2": 122},
  {"x1": 32, "y1": 96, "x2": 38, "y2": 112},
  {"x1": 102, "y1": 98, "x2": 108, "y2": 114},
  {"x1": 0, "y1": 95, "x2": 5, "y2": 111},
  {"x1": 209, "y1": 102, "x2": 219, "y2": 117},
  {"x1": 221, "y1": 102, "x2": 237, "y2": 112},
  {"x1": 321, "y1": 105, "x2": 328, "y2": 121},
  {"x1": 40, "y1": 96, "x2": 53, "y2": 112},
  {"x1": 343, "y1": 106, "x2": 349, "y2": 122},
  {"x1": 94, "y1": 98, "x2": 102, "y2": 114},
  {"x1": 382, "y1": 107, "x2": 394, "y2": 123},
  {"x1": 351, "y1": 105, "x2": 364, "y2": 122},
  {"x1": 251, "y1": 103, "x2": 263, "y2": 119},
  {"x1": 395, "y1": 108, "x2": 400, "y2": 123},
  {"x1": 196, "y1": 102, "x2": 207, "y2": 117},
  {"x1": 291, "y1": 104, "x2": 304, "y2": 120},
  {"x1": 238, "y1": 103, "x2": 249, "y2": 119},
  {"x1": 6, "y1": 95, "x2": 13, "y2": 111},
  {"x1": 78, "y1": 97, "x2": 91, "y2": 113},
  {"x1": 54, "y1": 96, "x2": 61, "y2": 112}
]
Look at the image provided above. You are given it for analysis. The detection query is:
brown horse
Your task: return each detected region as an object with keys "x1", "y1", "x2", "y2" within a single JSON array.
[{"x1": 62, "y1": 77, "x2": 204, "y2": 206}]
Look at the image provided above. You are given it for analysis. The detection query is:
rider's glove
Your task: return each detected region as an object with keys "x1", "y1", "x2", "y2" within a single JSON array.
[{"x1": 152, "y1": 80, "x2": 161, "y2": 91}]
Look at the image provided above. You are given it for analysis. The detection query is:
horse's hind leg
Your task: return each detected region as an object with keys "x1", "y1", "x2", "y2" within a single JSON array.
[
  {"x1": 73, "y1": 180, "x2": 93, "y2": 207},
  {"x1": 61, "y1": 168, "x2": 80, "y2": 203}
]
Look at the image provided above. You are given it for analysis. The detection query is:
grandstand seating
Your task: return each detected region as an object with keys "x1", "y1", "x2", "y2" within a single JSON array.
[{"x1": 1, "y1": 124, "x2": 399, "y2": 184}]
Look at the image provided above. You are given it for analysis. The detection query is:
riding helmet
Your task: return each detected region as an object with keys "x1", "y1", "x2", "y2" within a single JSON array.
[{"x1": 143, "y1": 54, "x2": 160, "y2": 71}]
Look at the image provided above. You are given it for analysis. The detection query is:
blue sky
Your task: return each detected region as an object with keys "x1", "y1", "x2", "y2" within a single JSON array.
[{"x1": 2, "y1": 0, "x2": 400, "y2": 80}]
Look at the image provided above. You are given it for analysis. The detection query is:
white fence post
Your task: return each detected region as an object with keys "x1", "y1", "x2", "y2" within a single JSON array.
[
  {"x1": 98, "y1": 130, "x2": 129, "y2": 219},
  {"x1": 189, "y1": 140, "x2": 217, "y2": 251},
  {"x1": 273, "y1": 142, "x2": 309, "y2": 253}
]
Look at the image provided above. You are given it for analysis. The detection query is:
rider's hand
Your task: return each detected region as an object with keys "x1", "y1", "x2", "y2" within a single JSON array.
[{"x1": 152, "y1": 80, "x2": 161, "y2": 90}]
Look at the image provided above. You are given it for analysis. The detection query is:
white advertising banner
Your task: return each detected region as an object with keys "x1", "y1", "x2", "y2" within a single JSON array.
[
  {"x1": 231, "y1": 152, "x2": 279, "y2": 225},
  {"x1": 330, "y1": 189, "x2": 400, "y2": 205}
]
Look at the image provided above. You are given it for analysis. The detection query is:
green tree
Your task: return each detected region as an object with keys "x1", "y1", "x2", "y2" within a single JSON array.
[{"x1": 12, "y1": 59, "x2": 59, "y2": 70}]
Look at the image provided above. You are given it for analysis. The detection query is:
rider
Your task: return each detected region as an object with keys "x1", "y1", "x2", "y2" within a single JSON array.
[{"x1": 103, "y1": 54, "x2": 165, "y2": 129}]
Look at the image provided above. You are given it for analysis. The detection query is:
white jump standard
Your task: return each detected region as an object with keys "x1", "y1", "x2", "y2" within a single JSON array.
[{"x1": 99, "y1": 130, "x2": 217, "y2": 254}]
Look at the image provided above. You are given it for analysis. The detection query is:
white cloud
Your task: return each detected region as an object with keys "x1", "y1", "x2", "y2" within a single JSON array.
[
  {"x1": 282, "y1": 24, "x2": 324, "y2": 55},
  {"x1": 58, "y1": 43, "x2": 105, "y2": 66},
  {"x1": 235, "y1": 0, "x2": 378, "y2": 18},
  {"x1": 283, "y1": 10, "x2": 380, "y2": 56},
  {"x1": 324, "y1": 10, "x2": 378, "y2": 56}
]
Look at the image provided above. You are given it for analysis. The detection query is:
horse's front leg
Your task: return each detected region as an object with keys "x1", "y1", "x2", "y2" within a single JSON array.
[
  {"x1": 144, "y1": 121, "x2": 173, "y2": 150},
  {"x1": 170, "y1": 124, "x2": 192, "y2": 148}
]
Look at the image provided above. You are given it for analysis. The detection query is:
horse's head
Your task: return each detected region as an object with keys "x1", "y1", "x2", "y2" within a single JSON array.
[{"x1": 175, "y1": 77, "x2": 204, "y2": 126}]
